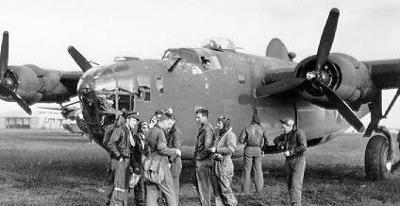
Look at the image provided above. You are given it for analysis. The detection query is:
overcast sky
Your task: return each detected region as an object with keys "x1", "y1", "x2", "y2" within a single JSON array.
[{"x1": 1, "y1": 0, "x2": 400, "y2": 128}]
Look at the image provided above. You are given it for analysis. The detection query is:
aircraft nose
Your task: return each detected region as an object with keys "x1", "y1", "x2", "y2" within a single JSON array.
[{"x1": 77, "y1": 65, "x2": 139, "y2": 95}]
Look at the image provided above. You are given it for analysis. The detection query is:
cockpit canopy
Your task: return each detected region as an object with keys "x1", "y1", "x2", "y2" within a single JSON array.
[
  {"x1": 162, "y1": 48, "x2": 223, "y2": 71},
  {"x1": 161, "y1": 38, "x2": 237, "y2": 71}
]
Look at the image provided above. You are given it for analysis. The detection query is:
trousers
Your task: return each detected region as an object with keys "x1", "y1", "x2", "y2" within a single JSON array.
[
  {"x1": 285, "y1": 154, "x2": 306, "y2": 206},
  {"x1": 134, "y1": 177, "x2": 146, "y2": 206},
  {"x1": 214, "y1": 158, "x2": 237, "y2": 206},
  {"x1": 170, "y1": 157, "x2": 182, "y2": 205},
  {"x1": 146, "y1": 161, "x2": 176, "y2": 206},
  {"x1": 105, "y1": 158, "x2": 130, "y2": 206},
  {"x1": 242, "y1": 147, "x2": 263, "y2": 194},
  {"x1": 195, "y1": 159, "x2": 218, "y2": 206}
]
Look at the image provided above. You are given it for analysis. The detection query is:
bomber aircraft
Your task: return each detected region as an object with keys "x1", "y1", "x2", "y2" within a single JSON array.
[{"x1": 0, "y1": 8, "x2": 399, "y2": 180}]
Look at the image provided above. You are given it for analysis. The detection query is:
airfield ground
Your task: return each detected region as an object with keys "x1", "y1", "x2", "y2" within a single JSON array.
[{"x1": 0, "y1": 129, "x2": 399, "y2": 206}]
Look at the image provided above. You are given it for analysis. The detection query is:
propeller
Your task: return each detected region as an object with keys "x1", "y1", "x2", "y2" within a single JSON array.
[
  {"x1": 255, "y1": 8, "x2": 365, "y2": 132},
  {"x1": 67, "y1": 46, "x2": 92, "y2": 72},
  {"x1": 0, "y1": 31, "x2": 32, "y2": 115}
]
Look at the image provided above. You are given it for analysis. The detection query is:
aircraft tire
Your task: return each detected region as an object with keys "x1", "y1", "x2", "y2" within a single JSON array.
[{"x1": 365, "y1": 135, "x2": 391, "y2": 180}]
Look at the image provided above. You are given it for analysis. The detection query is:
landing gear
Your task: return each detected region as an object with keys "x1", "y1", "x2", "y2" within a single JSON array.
[{"x1": 365, "y1": 135, "x2": 394, "y2": 180}]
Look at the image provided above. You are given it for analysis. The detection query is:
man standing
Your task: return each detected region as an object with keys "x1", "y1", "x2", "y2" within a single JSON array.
[
  {"x1": 194, "y1": 108, "x2": 217, "y2": 206},
  {"x1": 239, "y1": 114, "x2": 268, "y2": 195},
  {"x1": 146, "y1": 114, "x2": 181, "y2": 206},
  {"x1": 130, "y1": 121, "x2": 150, "y2": 206},
  {"x1": 273, "y1": 118, "x2": 307, "y2": 206},
  {"x1": 165, "y1": 113, "x2": 183, "y2": 205},
  {"x1": 106, "y1": 111, "x2": 139, "y2": 206},
  {"x1": 211, "y1": 115, "x2": 237, "y2": 206}
]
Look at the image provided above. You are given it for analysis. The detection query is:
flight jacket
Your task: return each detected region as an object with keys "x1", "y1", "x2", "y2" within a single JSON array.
[
  {"x1": 273, "y1": 128, "x2": 307, "y2": 158},
  {"x1": 195, "y1": 122, "x2": 215, "y2": 161}
]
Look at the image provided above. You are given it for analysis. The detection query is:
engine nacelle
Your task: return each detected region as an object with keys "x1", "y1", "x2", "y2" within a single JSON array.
[
  {"x1": 0, "y1": 64, "x2": 74, "y2": 105},
  {"x1": 0, "y1": 65, "x2": 44, "y2": 104},
  {"x1": 295, "y1": 53, "x2": 377, "y2": 109}
]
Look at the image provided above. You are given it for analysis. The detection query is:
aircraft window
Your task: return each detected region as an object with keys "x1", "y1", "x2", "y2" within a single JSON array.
[
  {"x1": 117, "y1": 94, "x2": 134, "y2": 111},
  {"x1": 144, "y1": 90, "x2": 151, "y2": 101},
  {"x1": 181, "y1": 51, "x2": 201, "y2": 65},
  {"x1": 155, "y1": 76, "x2": 164, "y2": 94},
  {"x1": 162, "y1": 50, "x2": 179, "y2": 61},
  {"x1": 137, "y1": 75, "x2": 151, "y2": 102},
  {"x1": 201, "y1": 56, "x2": 222, "y2": 70}
]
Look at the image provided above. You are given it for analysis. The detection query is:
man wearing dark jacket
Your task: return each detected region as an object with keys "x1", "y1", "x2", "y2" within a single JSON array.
[
  {"x1": 106, "y1": 111, "x2": 139, "y2": 206},
  {"x1": 239, "y1": 114, "x2": 268, "y2": 195},
  {"x1": 165, "y1": 113, "x2": 183, "y2": 205},
  {"x1": 130, "y1": 121, "x2": 149, "y2": 206},
  {"x1": 273, "y1": 118, "x2": 307, "y2": 206},
  {"x1": 194, "y1": 108, "x2": 217, "y2": 206}
]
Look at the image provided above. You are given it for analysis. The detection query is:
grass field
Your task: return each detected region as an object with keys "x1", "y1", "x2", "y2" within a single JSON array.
[{"x1": 0, "y1": 129, "x2": 399, "y2": 205}]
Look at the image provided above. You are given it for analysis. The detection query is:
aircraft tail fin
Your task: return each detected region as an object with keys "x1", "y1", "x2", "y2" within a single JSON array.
[{"x1": 265, "y1": 38, "x2": 290, "y2": 61}]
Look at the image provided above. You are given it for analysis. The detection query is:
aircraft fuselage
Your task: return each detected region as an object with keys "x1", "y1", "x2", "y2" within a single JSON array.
[{"x1": 77, "y1": 47, "x2": 369, "y2": 159}]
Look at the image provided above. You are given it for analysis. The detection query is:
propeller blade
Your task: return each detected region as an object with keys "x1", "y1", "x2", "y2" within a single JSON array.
[
  {"x1": 67, "y1": 46, "x2": 92, "y2": 72},
  {"x1": 0, "y1": 84, "x2": 31, "y2": 115},
  {"x1": 315, "y1": 81, "x2": 364, "y2": 132},
  {"x1": 0, "y1": 31, "x2": 9, "y2": 78},
  {"x1": 391, "y1": 160, "x2": 400, "y2": 173},
  {"x1": 255, "y1": 77, "x2": 305, "y2": 98},
  {"x1": 316, "y1": 8, "x2": 340, "y2": 69}
]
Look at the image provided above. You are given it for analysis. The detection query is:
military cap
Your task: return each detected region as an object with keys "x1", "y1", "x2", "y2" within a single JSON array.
[
  {"x1": 122, "y1": 110, "x2": 139, "y2": 120},
  {"x1": 279, "y1": 118, "x2": 295, "y2": 126}
]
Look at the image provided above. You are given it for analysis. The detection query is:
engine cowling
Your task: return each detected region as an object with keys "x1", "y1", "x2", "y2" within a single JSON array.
[
  {"x1": 295, "y1": 53, "x2": 377, "y2": 109},
  {"x1": 0, "y1": 65, "x2": 44, "y2": 104}
]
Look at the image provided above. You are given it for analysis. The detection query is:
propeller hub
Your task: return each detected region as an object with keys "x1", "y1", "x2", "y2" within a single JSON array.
[{"x1": 306, "y1": 71, "x2": 317, "y2": 80}]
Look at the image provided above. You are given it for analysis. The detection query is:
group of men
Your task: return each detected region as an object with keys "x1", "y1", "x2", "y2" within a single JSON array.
[
  {"x1": 103, "y1": 107, "x2": 308, "y2": 206},
  {"x1": 104, "y1": 109, "x2": 182, "y2": 206}
]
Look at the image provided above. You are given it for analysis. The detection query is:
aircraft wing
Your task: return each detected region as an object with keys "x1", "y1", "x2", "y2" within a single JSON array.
[{"x1": 254, "y1": 68, "x2": 301, "y2": 98}]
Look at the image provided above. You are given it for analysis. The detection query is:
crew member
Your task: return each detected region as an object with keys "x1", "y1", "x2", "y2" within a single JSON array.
[
  {"x1": 210, "y1": 115, "x2": 237, "y2": 206},
  {"x1": 194, "y1": 108, "x2": 217, "y2": 206},
  {"x1": 146, "y1": 114, "x2": 181, "y2": 206},
  {"x1": 239, "y1": 114, "x2": 268, "y2": 195},
  {"x1": 106, "y1": 111, "x2": 138, "y2": 206},
  {"x1": 149, "y1": 109, "x2": 164, "y2": 129},
  {"x1": 273, "y1": 118, "x2": 307, "y2": 206},
  {"x1": 130, "y1": 121, "x2": 150, "y2": 206},
  {"x1": 104, "y1": 114, "x2": 125, "y2": 206},
  {"x1": 165, "y1": 112, "x2": 183, "y2": 205}
]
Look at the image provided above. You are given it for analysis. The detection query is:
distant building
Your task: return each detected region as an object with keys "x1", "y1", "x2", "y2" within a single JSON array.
[{"x1": 0, "y1": 108, "x2": 65, "y2": 129}]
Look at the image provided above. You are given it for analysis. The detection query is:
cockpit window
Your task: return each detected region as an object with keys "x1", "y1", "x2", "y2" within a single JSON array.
[
  {"x1": 180, "y1": 50, "x2": 201, "y2": 65},
  {"x1": 162, "y1": 50, "x2": 180, "y2": 61},
  {"x1": 201, "y1": 55, "x2": 222, "y2": 70}
]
